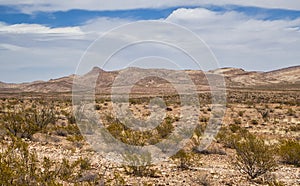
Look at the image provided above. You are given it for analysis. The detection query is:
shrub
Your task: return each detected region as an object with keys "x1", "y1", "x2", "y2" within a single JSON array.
[
  {"x1": 289, "y1": 124, "x2": 300, "y2": 132},
  {"x1": 105, "y1": 171, "x2": 126, "y2": 185},
  {"x1": 286, "y1": 108, "x2": 295, "y2": 116},
  {"x1": 171, "y1": 149, "x2": 201, "y2": 170},
  {"x1": 216, "y1": 126, "x2": 247, "y2": 149},
  {"x1": 67, "y1": 114, "x2": 76, "y2": 124},
  {"x1": 191, "y1": 123, "x2": 206, "y2": 147},
  {"x1": 251, "y1": 119, "x2": 259, "y2": 125},
  {"x1": 261, "y1": 110, "x2": 269, "y2": 121},
  {"x1": 278, "y1": 140, "x2": 300, "y2": 167},
  {"x1": 94, "y1": 104, "x2": 101, "y2": 110},
  {"x1": 192, "y1": 173, "x2": 212, "y2": 186},
  {"x1": 122, "y1": 152, "x2": 159, "y2": 177},
  {"x1": 238, "y1": 110, "x2": 245, "y2": 117},
  {"x1": 106, "y1": 115, "x2": 176, "y2": 146},
  {"x1": 2, "y1": 105, "x2": 55, "y2": 139},
  {"x1": 229, "y1": 124, "x2": 242, "y2": 133},
  {"x1": 0, "y1": 137, "x2": 40, "y2": 185},
  {"x1": 200, "y1": 117, "x2": 208, "y2": 123},
  {"x1": 0, "y1": 137, "x2": 98, "y2": 185},
  {"x1": 171, "y1": 149, "x2": 192, "y2": 170},
  {"x1": 234, "y1": 133, "x2": 277, "y2": 179},
  {"x1": 156, "y1": 116, "x2": 175, "y2": 139},
  {"x1": 233, "y1": 118, "x2": 242, "y2": 125}
]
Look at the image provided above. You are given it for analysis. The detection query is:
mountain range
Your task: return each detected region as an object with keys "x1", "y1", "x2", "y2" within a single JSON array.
[{"x1": 0, "y1": 66, "x2": 299, "y2": 95}]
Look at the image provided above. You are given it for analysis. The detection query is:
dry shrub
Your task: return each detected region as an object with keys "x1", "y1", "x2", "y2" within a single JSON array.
[{"x1": 234, "y1": 133, "x2": 277, "y2": 179}]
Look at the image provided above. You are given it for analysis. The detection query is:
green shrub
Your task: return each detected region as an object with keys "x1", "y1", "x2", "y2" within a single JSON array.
[
  {"x1": 106, "y1": 115, "x2": 175, "y2": 146},
  {"x1": 122, "y1": 153, "x2": 159, "y2": 177},
  {"x1": 192, "y1": 173, "x2": 212, "y2": 186},
  {"x1": 0, "y1": 137, "x2": 39, "y2": 185},
  {"x1": 2, "y1": 105, "x2": 55, "y2": 139},
  {"x1": 171, "y1": 149, "x2": 191, "y2": 170},
  {"x1": 66, "y1": 134, "x2": 84, "y2": 142},
  {"x1": 279, "y1": 140, "x2": 300, "y2": 167},
  {"x1": 251, "y1": 119, "x2": 259, "y2": 125},
  {"x1": 156, "y1": 116, "x2": 175, "y2": 139},
  {"x1": 200, "y1": 117, "x2": 208, "y2": 123},
  {"x1": 261, "y1": 110, "x2": 269, "y2": 121},
  {"x1": 229, "y1": 124, "x2": 242, "y2": 133},
  {"x1": 171, "y1": 149, "x2": 201, "y2": 170},
  {"x1": 289, "y1": 124, "x2": 300, "y2": 132},
  {"x1": 94, "y1": 104, "x2": 101, "y2": 110},
  {"x1": 216, "y1": 126, "x2": 247, "y2": 149},
  {"x1": 238, "y1": 110, "x2": 245, "y2": 117},
  {"x1": 105, "y1": 171, "x2": 126, "y2": 185},
  {"x1": 286, "y1": 108, "x2": 295, "y2": 116},
  {"x1": 0, "y1": 137, "x2": 98, "y2": 185},
  {"x1": 233, "y1": 118, "x2": 242, "y2": 125},
  {"x1": 67, "y1": 114, "x2": 76, "y2": 124},
  {"x1": 234, "y1": 133, "x2": 277, "y2": 179}
]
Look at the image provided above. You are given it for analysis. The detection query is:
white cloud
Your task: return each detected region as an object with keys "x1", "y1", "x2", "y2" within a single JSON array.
[
  {"x1": 1, "y1": 7, "x2": 300, "y2": 82},
  {"x1": 0, "y1": 23, "x2": 84, "y2": 35},
  {"x1": 81, "y1": 17, "x2": 132, "y2": 35},
  {"x1": 166, "y1": 8, "x2": 300, "y2": 70},
  {"x1": 1, "y1": 0, "x2": 300, "y2": 12},
  {"x1": 0, "y1": 22, "x2": 92, "y2": 82},
  {"x1": 0, "y1": 43, "x2": 24, "y2": 51}
]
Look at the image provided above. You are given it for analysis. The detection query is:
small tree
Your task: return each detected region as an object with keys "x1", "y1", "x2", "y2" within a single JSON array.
[{"x1": 234, "y1": 133, "x2": 277, "y2": 179}]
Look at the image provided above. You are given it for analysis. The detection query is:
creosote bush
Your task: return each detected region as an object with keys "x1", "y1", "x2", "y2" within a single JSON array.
[
  {"x1": 192, "y1": 173, "x2": 212, "y2": 186},
  {"x1": 2, "y1": 104, "x2": 55, "y2": 139},
  {"x1": 106, "y1": 115, "x2": 175, "y2": 146},
  {"x1": 234, "y1": 132, "x2": 277, "y2": 179},
  {"x1": 122, "y1": 152, "x2": 160, "y2": 177},
  {"x1": 278, "y1": 140, "x2": 300, "y2": 167},
  {"x1": 171, "y1": 149, "x2": 201, "y2": 170},
  {"x1": 216, "y1": 125, "x2": 247, "y2": 149},
  {"x1": 0, "y1": 136, "x2": 100, "y2": 185}
]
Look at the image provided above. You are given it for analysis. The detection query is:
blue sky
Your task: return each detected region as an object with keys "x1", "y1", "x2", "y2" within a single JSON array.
[
  {"x1": 1, "y1": 5, "x2": 300, "y2": 27},
  {"x1": 0, "y1": 1, "x2": 300, "y2": 82}
]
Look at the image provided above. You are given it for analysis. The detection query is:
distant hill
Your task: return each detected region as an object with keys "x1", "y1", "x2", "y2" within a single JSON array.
[{"x1": 0, "y1": 66, "x2": 299, "y2": 95}]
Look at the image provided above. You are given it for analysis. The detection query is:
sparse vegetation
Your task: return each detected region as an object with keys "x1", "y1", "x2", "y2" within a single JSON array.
[
  {"x1": 287, "y1": 108, "x2": 295, "y2": 116},
  {"x1": 234, "y1": 132, "x2": 277, "y2": 179},
  {"x1": 233, "y1": 118, "x2": 242, "y2": 125},
  {"x1": 278, "y1": 140, "x2": 300, "y2": 167},
  {"x1": 1, "y1": 104, "x2": 55, "y2": 139},
  {"x1": 216, "y1": 125, "x2": 246, "y2": 149},
  {"x1": 0, "y1": 88, "x2": 299, "y2": 185},
  {"x1": 171, "y1": 149, "x2": 201, "y2": 170},
  {"x1": 0, "y1": 136, "x2": 99, "y2": 185},
  {"x1": 192, "y1": 173, "x2": 212, "y2": 186},
  {"x1": 122, "y1": 153, "x2": 160, "y2": 177},
  {"x1": 251, "y1": 119, "x2": 259, "y2": 125}
]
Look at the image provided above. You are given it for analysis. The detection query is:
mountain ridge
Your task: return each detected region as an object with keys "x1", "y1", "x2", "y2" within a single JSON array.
[{"x1": 0, "y1": 66, "x2": 299, "y2": 94}]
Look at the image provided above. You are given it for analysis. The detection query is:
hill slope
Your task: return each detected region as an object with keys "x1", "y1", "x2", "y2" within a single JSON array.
[{"x1": 0, "y1": 66, "x2": 299, "y2": 94}]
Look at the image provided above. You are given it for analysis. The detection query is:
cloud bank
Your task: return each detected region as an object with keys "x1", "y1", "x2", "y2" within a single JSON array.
[
  {"x1": 1, "y1": 0, "x2": 300, "y2": 12},
  {"x1": 0, "y1": 5, "x2": 300, "y2": 82}
]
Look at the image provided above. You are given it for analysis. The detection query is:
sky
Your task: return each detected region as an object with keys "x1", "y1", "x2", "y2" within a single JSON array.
[{"x1": 0, "y1": 1, "x2": 300, "y2": 83}]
